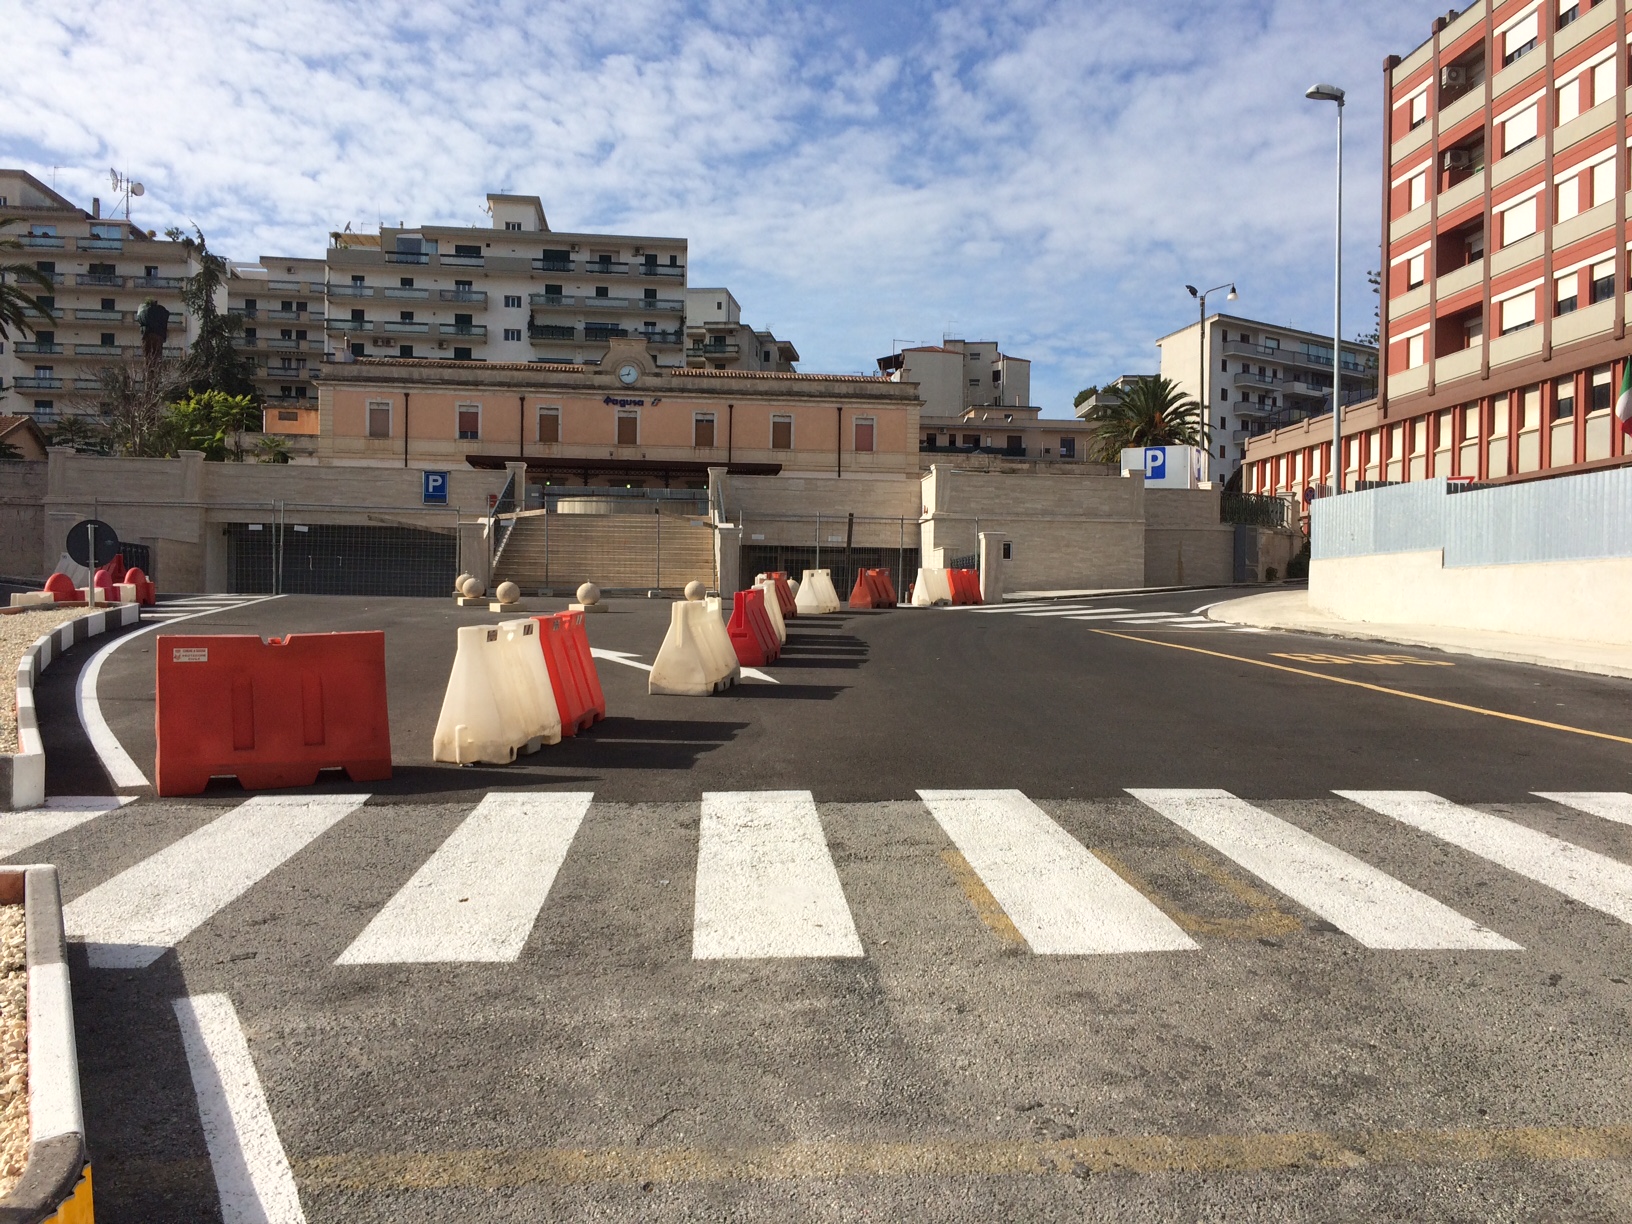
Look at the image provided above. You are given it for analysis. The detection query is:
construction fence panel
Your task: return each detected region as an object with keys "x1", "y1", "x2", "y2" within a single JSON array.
[
  {"x1": 739, "y1": 515, "x2": 919, "y2": 604},
  {"x1": 492, "y1": 510, "x2": 718, "y2": 595}
]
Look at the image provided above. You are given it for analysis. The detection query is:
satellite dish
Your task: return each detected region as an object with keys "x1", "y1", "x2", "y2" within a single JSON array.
[
  {"x1": 109, "y1": 169, "x2": 119, "y2": 189},
  {"x1": 132, "y1": 183, "x2": 145, "y2": 197}
]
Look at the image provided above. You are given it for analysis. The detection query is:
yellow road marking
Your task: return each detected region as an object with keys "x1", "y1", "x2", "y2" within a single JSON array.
[
  {"x1": 1093, "y1": 630, "x2": 1632, "y2": 746},
  {"x1": 1271, "y1": 652, "x2": 1455, "y2": 667},
  {"x1": 288, "y1": 1124, "x2": 1632, "y2": 1189},
  {"x1": 940, "y1": 848, "x2": 1026, "y2": 947},
  {"x1": 1093, "y1": 847, "x2": 1303, "y2": 940}
]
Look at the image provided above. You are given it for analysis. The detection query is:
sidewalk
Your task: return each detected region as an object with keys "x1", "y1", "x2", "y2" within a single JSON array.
[{"x1": 1205, "y1": 589, "x2": 1632, "y2": 681}]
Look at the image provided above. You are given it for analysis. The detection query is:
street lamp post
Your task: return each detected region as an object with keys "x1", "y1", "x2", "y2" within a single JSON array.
[
  {"x1": 1184, "y1": 281, "x2": 1237, "y2": 482},
  {"x1": 1307, "y1": 82, "x2": 1346, "y2": 494}
]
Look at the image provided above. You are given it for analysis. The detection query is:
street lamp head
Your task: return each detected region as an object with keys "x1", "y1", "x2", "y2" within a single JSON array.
[
  {"x1": 1226, "y1": 285, "x2": 1238, "y2": 301},
  {"x1": 1185, "y1": 284, "x2": 1198, "y2": 298},
  {"x1": 1305, "y1": 83, "x2": 1346, "y2": 105}
]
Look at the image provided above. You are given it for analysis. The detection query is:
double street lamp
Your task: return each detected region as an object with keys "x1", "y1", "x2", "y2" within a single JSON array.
[
  {"x1": 1306, "y1": 82, "x2": 1346, "y2": 494},
  {"x1": 1185, "y1": 281, "x2": 1237, "y2": 481}
]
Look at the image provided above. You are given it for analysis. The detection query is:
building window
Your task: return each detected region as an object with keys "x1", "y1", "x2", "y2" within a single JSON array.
[
  {"x1": 1558, "y1": 2, "x2": 1579, "y2": 29},
  {"x1": 1592, "y1": 157, "x2": 1617, "y2": 208},
  {"x1": 1501, "y1": 12, "x2": 1537, "y2": 65},
  {"x1": 1591, "y1": 258, "x2": 1616, "y2": 304},
  {"x1": 644, "y1": 288, "x2": 657, "y2": 301},
  {"x1": 1059, "y1": 436, "x2": 1076, "y2": 459},
  {"x1": 771, "y1": 415, "x2": 793, "y2": 449},
  {"x1": 399, "y1": 344, "x2": 414, "y2": 358},
  {"x1": 1410, "y1": 90, "x2": 1428, "y2": 129},
  {"x1": 1407, "y1": 252, "x2": 1426, "y2": 289},
  {"x1": 1593, "y1": 55, "x2": 1617, "y2": 108},
  {"x1": 456, "y1": 404, "x2": 480, "y2": 439},
  {"x1": 595, "y1": 286, "x2": 610, "y2": 298},
  {"x1": 1591, "y1": 365, "x2": 1613, "y2": 412},
  {"x1": 503, "y1": 328, "x2": 522, "y2": 341},
  {"x1": 1553, "y1": 377, "x2": 1576, "y2": 421},
  {"x1": 351, "y1": 342, "x2": 365, "y2": 357},
  {"x1": 453, "y1": 347, "x2": 472, "y2": 360},
  {"x1": 1558, "y1": 77, "x2": 1582, "y2": 127},
  {"x1": 1555, "y1": 272, "x2": 1578, "y2": 315},
  {"x1": 694, "y1": 413, "x2": 715, "y2": 448},
  {"x1": 505, "y1": 220, "x2": 521, "y2": 230},
  {"x1": 854, "y1": 417, "x2": 875, "y2": 453},
  {"x1": 1408, "y1": 170, "x2": 1427, "y2": 211},
  {"x1": 1502, "y1": 103, "x2": 1538, "y2": 154},
  {"x1": 1499, "y1": 195, "x2": 1537, "y2": 246},
  {"x1": 1219, "y1": 388, "x2": 1227, "y2": 401},
  {"x1": 367, "y1": 400, "x2": 391, "y2": 438},
  {"x1": 616, "y1": 410, "x2": 638, "y2": 446},
  {"x1": 537, "y1": 406, "x2": 560, "y2": 443},
  {"x1": 1407, "y1": 333, "x2": 1426, "y2": 368},
  {"x1": 1556, "y1": 173, "x2": 1581, "y2": 222},
  {"x1": 1499, "y1": 291, "x2": 1536, "y2": 335},
  {"x1": 504, "y1": 295, "x2": 522, "y2": 308}
]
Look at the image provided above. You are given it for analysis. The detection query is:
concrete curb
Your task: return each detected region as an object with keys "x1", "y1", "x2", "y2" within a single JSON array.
[
  {"x1": 3, "y1": 603, "x2": 141, "y2": 812},
  {"x1": 0, "y1": 865, "x2": 93, "y2": 1224},
  {"x1": 1205, "y1": 591, "x2": 1632, "y2": 681}
]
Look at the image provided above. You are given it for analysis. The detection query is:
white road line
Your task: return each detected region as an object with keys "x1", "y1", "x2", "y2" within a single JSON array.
[
  {"x1": 693, "y1": 791, "x2": 863, "y2": 959},
  {"x1": 1018, "y1": 607, "x2": 1124, "y2": 618},
  {"x1": 591, "y1": 646, "x2": 777, "y2": 684},
  {"x1": 75, "y1": 595, "x2": 282, "y2": 790},
  {"x1": 1338, "y1": 790, "x2": 1632, "y2": 925},
  {"x1": 337, "y1": 792, "x2": 593, "y2": 964},
  {"x1": 65, "y1": 794, "x2": 365, "y2": 968},
  {"x1": 1130, "y1": 790, "x2": 1517, "y2": 950},
  {"x1": 918, "y1": 789, "x2": 1197, "y2": 954},
  {"x1": 961, "y1": 602, "x2": 1075, "y2": 613},
  {"x1": 1534, "y1": 792, "x2": 1632, "y2": 827},
  {"x1": 0, "y1": 796, "x2": 133, "y2": 860},
  {"x1": 174, "y1": 993, "x2": 307, "y2": 1224}
]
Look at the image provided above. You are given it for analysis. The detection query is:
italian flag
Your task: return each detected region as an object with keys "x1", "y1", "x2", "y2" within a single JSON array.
[{"x1": 1620, "y1": 360, "x2": 1632, "y2": 435}]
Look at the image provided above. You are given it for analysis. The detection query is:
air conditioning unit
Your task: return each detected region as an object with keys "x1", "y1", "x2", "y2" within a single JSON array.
[
  {"x1": 1442, "y1": 148, "x2": 1473, "y2": 170},
  {"x1": 1441, "y1": 65, "x2": 1467, "y2": 87}
]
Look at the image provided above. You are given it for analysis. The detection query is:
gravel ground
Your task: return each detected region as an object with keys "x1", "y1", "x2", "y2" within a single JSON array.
[
  {"x1": 1, "y1": 607, "x2": 93, "y2": 755},
  {"x1": 0, "y1": 905, "x2": 25, "y2": 1198}
]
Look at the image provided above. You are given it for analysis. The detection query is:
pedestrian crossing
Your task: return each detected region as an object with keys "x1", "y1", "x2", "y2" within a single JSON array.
[
  {"x1": 143, "y1": 594, "x2": 271, "y2": 624},
  {"x1": 952, "y1": 599, "x2": 1261, "y2": 631},
  {"x1": 22, "y1": 788, "x2": 1632, "y2": 969}
]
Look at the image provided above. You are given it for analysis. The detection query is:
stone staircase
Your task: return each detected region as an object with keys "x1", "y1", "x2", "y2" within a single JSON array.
[{"x1": 493, "y1": 512, "x2": 717, "y2": 593}]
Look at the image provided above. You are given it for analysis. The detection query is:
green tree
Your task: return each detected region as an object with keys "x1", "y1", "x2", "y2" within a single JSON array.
[
  {"x1": 165, "y1": 390, "x2": 260, "y2": 461},
  {"x1": 254, "y1": 432, "x2": 292, "y2": 464},
  {"x1": 0, "y1": 217, "x2": 58, "y2": 340},
  {"x1": 46, "y1": 413, "x2": 113, "y2": 455},
  {"x1": 0, "y1": 439, "x2": 22, "y2": 461},
  {"x1": 83, "y1": 357, "x2": 185, "y2": 457},
  {"x1": 164, "y1": 226, "x2": 259, "y2": 400},
  {"x1": 1080, "y1": 375, "x2": 1201, "y2": 462}
]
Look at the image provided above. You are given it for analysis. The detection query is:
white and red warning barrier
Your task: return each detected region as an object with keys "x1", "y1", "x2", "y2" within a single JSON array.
[
  {"x1": 650, "y1": 598, "x2": 740, "y2": 695},
  {"x1": 794, "y1": 568, "x2": 841, "y2": 615}
]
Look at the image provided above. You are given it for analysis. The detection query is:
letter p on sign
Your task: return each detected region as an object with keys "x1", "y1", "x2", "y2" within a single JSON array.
[{"x1": 1143, "y1": 448, "x2": 1166, "y2": 480}]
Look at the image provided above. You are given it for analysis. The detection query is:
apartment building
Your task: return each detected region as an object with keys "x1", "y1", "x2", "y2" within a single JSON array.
[
  {"x1": 0, "y1": 169, "x2": 195, "y2": 423},
  {"x1": 684, "y1": 288, "x2": 799, "y2": 371},
  {"x1": 1157, "y1": 313, "x2": 1377, "y2": 485},
  {"x1": 1245, "y1": 0, "x2": 1631, "y2": 501},
  {"x1": 229, "y1": 255, "x2": 327, "y2": 411}
]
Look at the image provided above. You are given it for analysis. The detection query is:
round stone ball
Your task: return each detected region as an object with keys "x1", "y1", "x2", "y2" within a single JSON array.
[
  {"x1": 461, "y1": 577, "x2": 485, "y2": 599},
  {"x1": 454, "y1": 572, "x2": 472, "y2": 594},
  {"x1": 684, "y1": 580, "x2": 706, "y2": 601},
  {"x1": 576, "y1": 582, "x2": 600, "y2": 605},
  {"x1": 495, "y1": 581, "x2": 519, "y2": 604}
]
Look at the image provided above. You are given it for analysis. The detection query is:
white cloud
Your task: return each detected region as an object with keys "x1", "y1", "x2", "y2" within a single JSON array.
[{"x1": 1, "y1": 0, "x2": 1432, "y2": 411}]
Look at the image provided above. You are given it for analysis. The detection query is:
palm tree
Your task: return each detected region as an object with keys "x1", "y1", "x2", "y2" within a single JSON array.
[
  {"x1": 0, "y1": 217, "x2": 58, "y2": 340},
  {"x1": 1082, "y1": 375, "x2": 1202, "y2": 462}
]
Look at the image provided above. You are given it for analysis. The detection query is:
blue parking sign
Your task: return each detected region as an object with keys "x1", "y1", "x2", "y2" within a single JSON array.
[
  {"x1": 422, "y1": 470, "x2": 449, "y2": 505},
  {"x1": 1143, "y1": 447, "x2": 1166, "y2": 481}
]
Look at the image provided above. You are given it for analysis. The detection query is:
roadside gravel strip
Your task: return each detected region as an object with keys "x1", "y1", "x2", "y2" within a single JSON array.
[
  {"x1": 0, "y1": 905, "x2": 24, "y2": 1198},
  {"x1": 1, "y1": 609, "x2": 93, "y2": 754}
]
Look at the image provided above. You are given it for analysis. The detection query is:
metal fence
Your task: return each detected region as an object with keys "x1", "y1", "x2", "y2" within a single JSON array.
[
  {"x1": 1311, "y1": 468, "x2": 1632, "y2": 567},
  {"x1": 227, "y1": 512, "x2": 462, "y2": 596},
  {"x1": 738, "y1": 514, "x2": 919, "y2": 603},
  {"x1": 1221, "y1": 492, "x2": 1292, "y2": 529}
]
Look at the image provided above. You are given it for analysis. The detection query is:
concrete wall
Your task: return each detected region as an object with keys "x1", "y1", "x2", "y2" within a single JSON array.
[
  {"x1": 919, "y1": 464, "x2": 1146, "y2": 591},
  {"x1": 1142, "y1": 488, "x2": 1235, "y2": 587},
  {"x1": 0, "y1": 462, "x2": 47, "y2": 581},
  {"x1": 716, "y1": 471, "x2": 919, "y2": 549},
  {"x1": 1310, "y1": 549, "x2": 1632, "y2": 646}
]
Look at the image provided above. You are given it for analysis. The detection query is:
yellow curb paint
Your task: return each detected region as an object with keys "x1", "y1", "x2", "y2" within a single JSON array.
[
  {"x1": 1093, "y1": 631, "x2": 1632, "y2": 746},
  {"x1": 939, "y1": 848, "x2": 1026, "y2": 948},
  {"x1": 1091, "y1": 847, "x2": 1304, "y2": 941},
  {"x1": 291, "y1": 1124, "x2": 1632, "y2": 1190}
]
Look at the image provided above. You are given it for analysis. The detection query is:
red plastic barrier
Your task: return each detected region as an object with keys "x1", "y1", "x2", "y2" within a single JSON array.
[
  {"x1": 874, "y1": 569, "x2": 898, "y2": 605},
  {"x1": 154, "y1": 632, "x2": 392, "y2": 796},
  {"x1": 42, "y1": 573, "x2": 77, "y2": 601},
  {"x1": 766, "y1": 572, "x2": 798, "y2": 618},
  {"x1": 533, "y1": 612, "x2": 605, "y2": 735},
  {"x1": 124, "y1": 566, "x2": 157, "y2": 606},
  {"x1": 557, "y1": 610, "x2": 606, "y2": 725},
  {"x1": 92, "y1": 564, "x2": 116, "y2": 601},
  {"x1": 728, "y1": 588, "x2": 781, "y2": 665},
  {"x1": 866, "y1": 569, "x2": 895, "y2": 607},
  {"x1": 847, "y1": 570, "x2": 875, "y2": 610},
  {"x1": 949, "y1": 569, "x2": 982, "y2": 606}
]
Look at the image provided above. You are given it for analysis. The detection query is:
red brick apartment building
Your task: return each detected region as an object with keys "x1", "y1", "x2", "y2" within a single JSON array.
[{"x1": 1245, "y1": 0, "x2": 1631, "y2": 502}]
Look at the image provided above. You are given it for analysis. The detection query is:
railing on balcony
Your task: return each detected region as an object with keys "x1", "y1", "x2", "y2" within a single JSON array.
[
  {"x1": 264, "y1": 309, "x2": 310, "y2": 321},
  {"x1": 328, "y1": 284, "x2": 375, "y2": 297},
  {"x1": 529, "y1": 324, "x2": 575, "y2": 341},
  {"x1": 73, "y1": 309, "x2": 126, "y2": 322},
  {"x1": 326, "y1": 318, "x2": 370, "y2": 331},
  {"x1": 638, "y1": 264, "x2": 685, "y2": 277},
  {"x1": 230, "y1": 307, "x2": 257, "y2": 318},
  {"x1": 583, "y1": 325, "x2": 629, "y2": 339},
  {"x1": 382, "y1": 320, "x2": 430, "y2": 333},
  {"x1": 74, "y1": 344, "x2": 123, "y2": 357},
  {"x1": 266, "y1": 338, "x2": 301, "y2": 350},
  {"x1": 580, "y1": 296, "x2": 631, "y2": 309},
  {"x1": 584, "y1": 260, "x2": 629, "y2": 274},
  {"x1": 18, "y1": 234, "x2": 65, "y2": 248},
  {"x1": 438, "y1": 289, "x2": 488, "y2": 304},
  {"x1": 73, "y1": 378, "x2": 103, "y2": 390},
  {"x1": 266, "y1": 279, "x2": 325, "y2": 293},
  {"x1": 440, "y1": 253, "x2": 484, "y2": 267},
  {"x1": 15, "y1": 342, "x2": 62, "y2": 354},
  {"x1": 75, "y1": 273, "x2": 124, "y2": 287},
  {"x1": 385, "y1": 250, "x2": 430, "y2": 264},
  {"x1": 439, "y1": 323, "x2": 487, "y2": 337},
  {"x1": 77, "y1": 237, "x2": 123, "y2": 251},
  {"x1": 130, "y1": 275, "x2": 182, "y2": 290},
  {"x1": 688, "y1": 342, "x2": 741, "y2": 357},
  {"x1": 637, "y1": 297, "x2": 684, "y2": 311},
  {"x1": 234, "y1": 337, "x2": 259, "y2": 348},
  {"x1": 382, "y1": 286, "x2": 429, "y2": 299},
  {"x1": 529, "y1": 293, "x2": 572, "y2": 307},
  {"x1": 638, "y1": 329, "x2": 684, "y2": 345},
  {"x1": 532, "y1": 257, "x2": 574, "y2": 272},
  {"x1": 14, "y1": 376, "x2": 64, "y2": 389}
]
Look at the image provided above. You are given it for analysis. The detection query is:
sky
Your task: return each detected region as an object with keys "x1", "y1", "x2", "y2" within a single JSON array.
[{"x1": 2, "y1": 0, "x2": 1438, "y2": 417}]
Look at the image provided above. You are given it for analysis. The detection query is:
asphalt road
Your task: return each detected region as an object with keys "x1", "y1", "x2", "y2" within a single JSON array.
[{"x1": 16, "y1": 587, "x2": 1632, "y2": 1221}]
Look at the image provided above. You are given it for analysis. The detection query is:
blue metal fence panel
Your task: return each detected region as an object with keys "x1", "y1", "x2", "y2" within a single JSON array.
[{"x1": 1311, "y1": 467, "x2": 1632, "y2": 567}]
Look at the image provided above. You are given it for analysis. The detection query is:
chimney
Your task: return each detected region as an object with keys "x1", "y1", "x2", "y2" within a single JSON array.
[{"x1": 91, "y1": 197, "x2": 101, "y2": 218}]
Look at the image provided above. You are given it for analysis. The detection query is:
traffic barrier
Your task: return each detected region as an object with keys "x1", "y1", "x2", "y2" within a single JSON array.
[
  {"x1": 650, "y1": 600, "x2": 740, "y2": 695},
  {"x1": 41, "y1": 574, "x2": 77, "y2": 602},
  {"x1": 765, "y1": 572, "x2": 798, "y2": 618},
  {"x1": 947, "y1": 568, "x2": 982, "y2": 605},
  {"x1": 432, "y1": 621, "x2": 562, "y2": 765},
  {"x1": 124, "y1": 566, "x2": 157, "y2": 606},
  {"x1": 728, "y1": 588, "x2": 781, "y2": 666},
  {"x1": 156, "y1": 632, "x2": 393, "y2": 795},
  {"x1": 754, "y1": 578, "x2": 788, "y2": 643},
  {"x1": 533, "y1": 612, "x2": 605, "y2": 736},
  {"x1": 795, "y1": 569, "x2": 842, "y2": 615},
  {"x1": 847, "y1": 571, "x2": 876, "y2": 610},
  {"x1": 911, "y1": 567, "x2": 954, "y2": 606},
  {"x1": 863, "y1": 569, "x2": 894, "y2": 607}
]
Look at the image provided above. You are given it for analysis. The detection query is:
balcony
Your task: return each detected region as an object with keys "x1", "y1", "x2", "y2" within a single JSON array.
[
  {"x1": 234, "y1": 336, "x2": 259, "y2": 348},
  {"x1": 532, "y1": 257, "x2": 574, "y2": 272},
  {"x1": 327, "y1": 284, "x2": 375, "y2": 297},
  {"x1": 439, "y1": 253, "x2": 485, "y2": 267},
  {"x1": 583, "y1": 325, "x2": 629, "y2": 339},
  {"x1": 264, "y1": 309, "x2": 310, "y2": 321},
  {"x1": 583, "y1": 261, "x2": 630, "y2": 276},
  {"x1": 634, "y1": 297, "x2": 684, "y2": 312},
  {"x1": 529, "y1": 292, "x2": 573, "y2": 307},
  {"x1": 230, "y1": 307, "x2": 257, "y2": 319},
  {"x1": 77, "y1": 237, "x2": 123, "y2": 251},
  {"x1": 382, "y1": 286, "x2": 429, "y2": 299},
  {"x1": 638, "y1": 329, "x2": 684, "y2": 346},
  {"x1": 306, "y1": 340, "x2": 325, "y2": 351},
  {"x1": 73, "y1": 309, "x2": 126, "y2": 322},
  {"x1": 14, "y1": 342, "x2": 62, "y2": 354},
  {"x1": 382, "y1": 320, "x2": 430, "y2": 334},
  {"x1": 266, "y1": 337, "x2": 302, "y2": 349},
  {"x1": 1234, "y1": 370, "x2": 1283, "y2": 390},
  {"x1": 130, "y1": 275, "x2": 183, "y2": 290},
  {"x1": 439, "y1": 323, "x2": 487, "y2": 338},
  {"x1": 580, "y1": 296, "x2": 632, "y2": 310},
  {"x1": 638, "y1": 264, "x2": 685, "y2": 278},
  {"x1": 266, "y1": 279, "x2": 325, "y2": 293},
  {"x1": 528, "y1": 324, "x2": 576, "y2": 341},
  {"x1": 13, "y1": 376, "x2": 63, "y2": 390},
  {"x1": 438, "y1": 289, "x2": 488, "y2": 304},
  {"x1": 75, "y1": 273, "x2": 125, "y2": 287},
  {"x1": 326, "y1": 318, "x2": 370, "y2": 331},
  {"x1": 74, "y1": 344, "x2": 124, "y2": 357},
  {"x1": 688, "y1": 343, "x2": 741, "y2": 358},
  {"x1": 17, "y1": 234, "x2": 64, "y2": 248},
  {"x1": 73, "y1": 378, "x2": 103, "y2": 390},
  {"x1": 385, "y1": 250, "x2": 430, "y2": 264}
]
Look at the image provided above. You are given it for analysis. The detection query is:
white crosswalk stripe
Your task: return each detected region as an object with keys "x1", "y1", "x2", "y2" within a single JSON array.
[
  {"x1": 973, "y1": 602, "x2": 1257, "y2": 631},
  {"x1": 337, "y1": 792, "x2": 592, "y2": 964},
  {"x1": 693, "y1": 791, "x2": 864, "y2": 959},
  {"x1": 1533, "y1": 792, "x2": 1632, "y2": 827},
  {"x1": 64, "y1": 794, "x2": 366, "y2": 968},
  {"x1": 1337, "y1": 790, "x2": 1632, "y2": 925},
  {"x1": 1130, "y1": 790, "x2": 1518, "y2": 950},
  {"x1": 0, "y1": 796, "x2": 133, "y2": 860},
  {"x1": 920, "y1": 789, "x2": 1196, "y2": 954}
]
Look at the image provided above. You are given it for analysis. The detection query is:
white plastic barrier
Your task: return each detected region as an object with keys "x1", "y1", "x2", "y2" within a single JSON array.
[
  {"x1": 433, "y1": 621, "x2": 563, "y2": 764},
  {"x1": 911, "y1": 567, "x2": 954, "y2": 607},
  {"x1": 795, "y1": 568, "x2": 841, "y2": 615},
  {"x1": 754, "y1": 578, "x2": 788, "y2": 644},
  {"x1": 650, "y1": 600, "x2": 741, "y2": 695}
]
